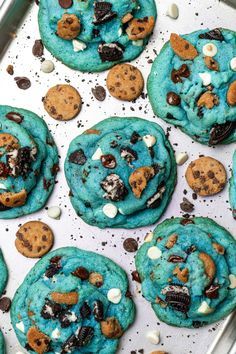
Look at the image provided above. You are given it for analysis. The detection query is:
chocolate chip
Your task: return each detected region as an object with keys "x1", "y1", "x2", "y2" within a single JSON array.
[
  {"x1": 120, "y1": 147, "x2": 137, "y2": 165},
  {"x1": 130, "y1": 131, "x2": 141, "y2": 144},
  {"x1": 6, "y1": 111, "x2": 24, "y2": 123},
  {"x1": 101, "y1": 173, "x2": 128, "y2": 201},
  {"x1": 80, "y1": 302, "x2": 91, "y2": 319},
  {"x1": 205, "y1": 284, "x2": 220, "y2": 299},
  {"x1": 58, "y1": 0, "x2": 73, "y2": 8},
  {"x1": 180, "y1": 198, "x2": 194, "y2": 213},
  {"x1": 171, "y1": 64, "x2": 190, "y2": 83},
  {"x1": 131, "y1": 270, "x2": 141, "y2": 283},
  {"x1": 14, "y1": 77, "x2": 31, "y2": 90},
  {"x1": 77, "y1": 326, "x2": 94, "y2": 347},
  {"x1": 71, "y1": 266, "x2": 89, "y2": 280},
  {"x1": 93, "y1": 300, "x2": 104, "y2": 321},
  {"x1": 147, "y1": 182, "x2": 166, "y2": 209},
  {"x1": 209, "y1": 122, "x2": 235, "y2": 145},
  {"x1": 123, "y1": 238, "x2": 138, "y2": 252},
  {"x1": 91, "y1": 85, "x2": 106, "y2": 101},
  {"x1": 166, "y1": 92, "x2": 181, "y2": 106},
  {"x1": 0, "y1": 297, "x2": 11, "y2": 312},
  {"x1": 93, "y1": 2, "x2": 117, "y2": 25},
  {"x1": 101, "y1": 154, "x2": 116, "y2": 169},
  {"x1": 98, "y1": 42, "x2": 124, "y2": 62},
  {"x1": 199, "y1": 28, "x2": 224, "y2": 41},
  {"x1": 32, "y1": 40, "x2": 44, "y2": 57},
  {"x1": 69, "y1": 149, "x2": 87, "y2": 165},
  {"x1": 168, "y1": 255, "x2": 185, "y2": 263}
]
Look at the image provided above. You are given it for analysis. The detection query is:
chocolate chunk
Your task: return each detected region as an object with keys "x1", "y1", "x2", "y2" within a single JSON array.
[
  {"x1": 171, "y1": 64, "x2": 190, "y2": 83},
  {"x1": 205, "y1": 284, "x2": 220, "y2": 299},
  {"x1": 131, "y1": 270, "x2": 141, "y2": 283},
  {"x1": 101, "y1": 173, "x2": 128, "y2": 201},
  {"x1": 69, "y1": 149, "x2": 86, "y2": 165},
  {"x1": 91, "y1": 85, "x2": 106, "y2": 101},
  {"x1": 93, "y1": 300, "x2": 104, "y2": 321},
  {"x1": 120, "y1": 147, "x2": 137, "y2": 165},
  {"x1": 101, "y1": 154, "x2": 116, "y2": 169},
  {"x1": 77, "y1": 326, "x2": 94, "y2": 346},
  {"x1": 71, "y1": 266, "x2": 89, "y2": 280},
  {"x1": 180, "y1": 198, "x2": 194, "y2": 213},
  {"x1": 45, "y1": 257, "x2": 61, "y2": 278},
  {"x1": 209, "y1": 122, "x2": 235, "y2": 145},
  {"x1": 168, "y1": 255, "x2": 185, "y2": 263},
  {"x1": 123, "y1": 238, "x2": 138, "y2": 252},
  {"x1": 6, "y1": 111, "x2": 24, "y2": 123},
  {"x1": 130, "y1": 131, "x2": 141, "y2": 144},
  {"x1": 165, "y1": 287, "x2": 190, "y2": 313},
  {"x1": 59, "y1": 0, "x2": 73, "y2": 8},
  {"x1": 93, "y1": 2, "x2": 117, "y2": 25},
  {"x1": 41, "y1": 298, "x2": 63, "y2": 320},
  {"x1": 166, "y1": 92, "x2": 181, "y2": 106},
  {"x1": 32, "y1": 39, "x2": 44, "y2": 57},
  {"x1": 80, "y1": 302, "x2": 91, "y2": 319},
  {"x1": 199, "y1": 28, "x2": 224, "y2": 41},
  {"x1": 98, "y1": 42, "x2": 124, "y2": 62},
  {"x1": 0, "y1": 297, "x2": 11, "y2": 312},
  {"x1": 147, "y1": 183, "x2": 166, "y2": 209},
  {"x1": 14, "y1": 77, "x2": 31, "y2": 90}
]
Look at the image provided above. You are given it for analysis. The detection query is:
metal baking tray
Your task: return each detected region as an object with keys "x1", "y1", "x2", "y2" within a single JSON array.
[{"x1": 0, "y1": 0, "x2": 236, "y2": 353}]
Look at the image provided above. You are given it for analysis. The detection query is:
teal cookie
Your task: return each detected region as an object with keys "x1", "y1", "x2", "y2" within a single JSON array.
[
  {"x1": 0, "y1": 249, "x2": 8, "y2": 298},
  {"x1": 0, "y1": 330, "x2": 5, "y2": 354},
  {"x1": 229, "y1": 150, "x2": 236, "y2": 219},
  {"x1": 148, "y1": 28, "x2": 236, "y2": 145},
  {"x1": 0, "y1": 106, "x2": 59, "y2": 218},
  {"x1": 38, "y1": 0, "x2": 157, "y2": 72},
  {"x1": 135, "y1": 217, "x2": 236, "y2": 328},
  {"x1": 11, "y1": 247, "x2": 135, "y2": 354},
  {"x1": 64, "y1": 117, "x2": 176, "y2": 228}
]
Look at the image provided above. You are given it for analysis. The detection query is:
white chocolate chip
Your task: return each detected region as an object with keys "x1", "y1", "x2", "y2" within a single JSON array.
[
  {"x1": 144, "y1": 231, "x2": 154, "y2": 242},
  {"x1": 72, "y1": 39, "x2": 87, "y2": 52},
  {"x1": 230, "y1": 57, "x2": 236, "y2": 71},
  {"x1": 197, "y1": 301, "x2": 214, "y2": 314},
  {"x1": 142, "y1": 135, "x2": 156, "y2": 147},
  {"x1": 166, "y1": 3, "x2": 179, "y2": 19},
  {"x1": 118, "y1": 28, "x2": 123, "y2": 37},
  {"x1": 146, "y1": 330, "x2": 160, "y2": 345},
  {"x1": 132, "y1": 39, "x2": 144, "y2": 46},
  {"x1": 102, "y1": 203, "x2": 118, "y2": 218},
  {"x1": 229, "y1": 274, "x2": 236, "y2": 289},
  {"x1": 51, "y1": 328, "x2": 61, "y2": 339},
  {"x1": 16, "y1": 321, "x2": 25, "y2": 333},
  {"x1": 202, "y1": 43, "x2": 217, "y2": 57},
  {"x1": 40, "y1": 60, "x2": 55, "y2": 73},
  {"x1": 175, "y1": 152, "x2": 189, "y2": 166},
  {"x1": 0, "y1": 183, "x2": 7, "y2": 190},
  {"x1": 107, "y1": 288, "x2": 122, "y2": 304},
  {"x1": 199, "y1": 72, "x2": 211, "y2": 86},
  {"x1": 47, "y1": 206, "x2": 61, "y2": 220},
  {"x1": 147, "y1": 246, "x2": 162, "y2": 260},
  {"x1": 92, "y1": 147, "x2": 103, "y2": 160}
]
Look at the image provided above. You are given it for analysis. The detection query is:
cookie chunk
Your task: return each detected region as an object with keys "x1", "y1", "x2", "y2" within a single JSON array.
[
  {"x1": 148, "y1": 28, "x2": 236, "y2": 145},
  {"x1": 0, "y1": 106, "x2": 59, "y2": 219},
  {"x1": 229, "y1": 150, "x2": 236, "y2": 219},
  {"x1": 38, "y1": 0, "x2": 157, "y2": 72},
  {"x1": 136, "y1": 217, "x2": 236, "y2": 327},
  {"x1": 15, "y1": 221, "x2": 54, "y2": 258},
  {"x1": 107, "y1": 64, "x2": 144, "y2": 101},
  {"x1": 65, "y1": 117, "x2": 176, "y2": 228},
  {"x1": 43, "y1": 84, "x2": 82, "y2": 121},
  {"x1": 11, "y1": 247, "x2": 135, "y2": 354},
  {"x1": 185, "y1": 156, "x2": 226, "y2": 196}
]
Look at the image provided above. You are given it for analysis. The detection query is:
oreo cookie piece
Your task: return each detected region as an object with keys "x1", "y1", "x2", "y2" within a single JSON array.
[{"x1": 136, "y1": 217, "x2": 236, "y2": 327}]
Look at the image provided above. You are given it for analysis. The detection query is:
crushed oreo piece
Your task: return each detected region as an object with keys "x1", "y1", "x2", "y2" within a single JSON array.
[
  {"x1": 93, "y1": 300, "x2": 104, "y2": 321},
  {"x1": 69, "y1": 149, "x2": 87, "y2": 165},
  {"x1": 14, "y1": 76, "x2": 31, "y2": 90},
  {"x1": 0, "y1": 162, "x2": 9, "y2": 178},
  {"x1": 91, "y1": 85, "x2": 106, "y2": 101},
  {"x1": 93, "y1": 2, "x2": 117, "y2": 25},
  {"x1": 59, "y1": 310, "x2": 77, "y2": 328},
  {"x1": 199, "y1": 28, "x2": 224, "y2": 41},
  {"x1": 6, "y1": 111, "x2": 24, "y2": 123},
  {"x1": 98, "y1": 42, "x2": 124, "y2": 62},
  {"x1": 120, "y1": 147, "x2": 137, "y2": 165},
  {"x1": 41, "y1": 298, "x2": 63, "y2": 320},
  {"x1": 205, "y1": 284, "x2": 220, "y2": 299},
  {"x1": 110, "y1": 140, "x2": 118, "y2": 148},
  {"x1": 165, "y1": 286, "x2": 190, "y2": 313},
  {"x1": 61, "y1": 334, "x2": 78, "y2": 353},
  {"x1": 186, "y1": 245, "x2": 196, "y2": 254},
  {"x1": 101, "y1": 173, "x2": 128, "y2": 201},
  {"x1": 180, "y1": 197, "x2": 194, "y2": 213},
  {"x1": 77, "y1": 326, "x2": 94, "y2": 346},
  {"x1": 7, "y1": 147, "x2": 37, "y2": 179},
  {"x1": 32, "y1": 39, "x2": 44, "y2": 57},
  {"x1": 130, "y1": 131, "x2": 141, "y2": 144},
  {"x1": 147, "y1": 182, "x2": 166, "y2": 209},
  {"x1": 44, "y1": 256, "x2": 61, "y2": 278},
  {"x1": 209, "y1": 122, "x2": 235, "y2": 145},
  {"x1": 80, "y1": 302, "x2": 91, "y2": 319}
]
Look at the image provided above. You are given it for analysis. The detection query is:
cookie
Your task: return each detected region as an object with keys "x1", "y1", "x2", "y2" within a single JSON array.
[
  {"x1": 148, "y1": 28, "x2": 236, "y2": 145},
  {"x1": 0, "y1": 250, "x2": 8, "y2": 298},
  {"x1": 185, "y1": 156, "x2": 226, "y2": 196},
  {"x1": 43, "y1": 84, "x2": 82, "y2": 121},
  {"x1": 0, "y1": 106, "x2": 59, "y2": 219},
  {"x1": 64, "y1": 117, "x2": 176, "y2": 228},
  {"x1": 135, "y1": 217, "x2": 236, "y2": 328},
  {"x1": 11, "y1": 247, "x2": 135, "y2": 354},
  {"x1": 0, "y1": 330, "x2": 5, "y2": 354},
  {"x1": 229, "y1": 150, "x2": 236, "y2": 219},
  {"x1": 38, "y1": 0, "x2": 157, "y2": 72},
  {"x1": 107, "y1": 63, "x2": 144, "y2": 101},
  {"x1": 15, "y1": 221, "x2": 54, "y2": 258}
]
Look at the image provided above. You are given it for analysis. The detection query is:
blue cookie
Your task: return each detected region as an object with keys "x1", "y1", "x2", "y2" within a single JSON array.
[
  {"x1": 0, "y1": 330, "x2": 5, "y2": 354},
  {"x1": 148, "y1": 28, "x2": 236, "y2": 145},
  {"x1": 0, "y1": 249, "x2": 8, "y2": 297},
  {"x1": 229, "y1": 150, "x2": 236, "y2": 219},
  {"x1": 135, "y1": 217, "x2": 236, "y2": 328},
  {"x1": 64, "y1": 117, "x2": 176, "y2": 228},
  {"x1": 38, "y1": 0, "x2": 157, "y2": 72},
  {"x1": 0, "y1": 106, "x2": 59, "y2": 218},
  {"x1": 11, "y1": 247, "x2": 135, "y2": 354}
]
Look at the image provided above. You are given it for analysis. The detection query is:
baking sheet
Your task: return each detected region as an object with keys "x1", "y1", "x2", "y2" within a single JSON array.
[{"x1": 0, "y1": 0, "x2": 235, "y2": 353}]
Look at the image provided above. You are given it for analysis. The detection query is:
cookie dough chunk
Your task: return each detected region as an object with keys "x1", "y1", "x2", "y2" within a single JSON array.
[
  {"x1": 107, "y1": 64, "x2": 144, "y2": 101},
  {"x1": 185, "y1": 156, "x2": 226, "y2": 196},
  {"x1": 148, "y1": 28, "x2": 236, "y2": 145},
  {"x1": 136, "y1": 217, "x2": 236, "y2": 327},
  {"x1": 15, "y1": 221, "x2": 54, "y2": 258},
  {"x1": 229, "y1": 150, "x2": 236, "y2": 219},
  {"x1": 57, "y1": 14, "x2": 81, "y2": 40},
  {"x1": 64, "y1": 117, "x2": 176, "y2": 228},
  {"x1": 43, "y1": 84, "x2": 82, "y2": 121},
  {"x1": 11, "y1": 247, "x2": 135, "y2": 354}
]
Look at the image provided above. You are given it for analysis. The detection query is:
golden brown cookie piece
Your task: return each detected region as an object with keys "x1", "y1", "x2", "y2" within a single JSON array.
[
  {"x1": 0, "y1": 133, "x2": 18, "y2": 149},
  {"x1": 0, "y1": 189, "x2": 27, "y2": 207},
  {"x1": 107, "y1": 64, "x2": 144, "y2": 101},
  {"x1": 126, "y1": 16, "x2": 155, "y2": 40},
  {"x1": 227, "y1": 80, "x2": 236, "y2": 106},
  {"x1": 89, "y1": 272, "x2": 103, "y2": 287},
  {"x1": 27, "y1": 327, "x2": 51, "y2": 354},
  {"x1": 57, "y1": 14, "x2": 81, "y2": 40},
  {"x1": 43, "y1": 84, "x2": 82, "y2": 121},
  {"x1": 100, "y1": 317, "x2": 123, "y2": 338},
  {"x1": 129, "y1": 166, "x2": 155, "y2": 198},
  {"x1": 197, "y1": 91, "x2": 219, "y2": 109},
  {"x1": 51, "y1": 291, "x2": 78, "y2": 305},
  {"x1": 204, "y1": 56, "x2": 219, "y2": 71},
  {"x1": 198, "y1": 252, "x2": 216, "y2": 283},
  {"x1": 15, "y1": 221, "x2": 54, "y2": 258},
  {"x1": 170, "y1": 33, "x2": 198, "y2": 60},
  {"x1": 185, "y1": 156, "x2": 226, "y2": 196}
]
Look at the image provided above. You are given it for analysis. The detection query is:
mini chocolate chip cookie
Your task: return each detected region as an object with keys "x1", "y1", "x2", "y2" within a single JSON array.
[
  {"x1": 15, "y1": 221, "x2": 54, "y2": 258},
  {"x1": 185, "y1": 156, "x2": 226, "y2": 196},
  {"x1": 43, "y1": 84, "x2": 82, "y2": 121},
  {"x1": 107, "y1": 64, "x2": 144, "y2": 101}
]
